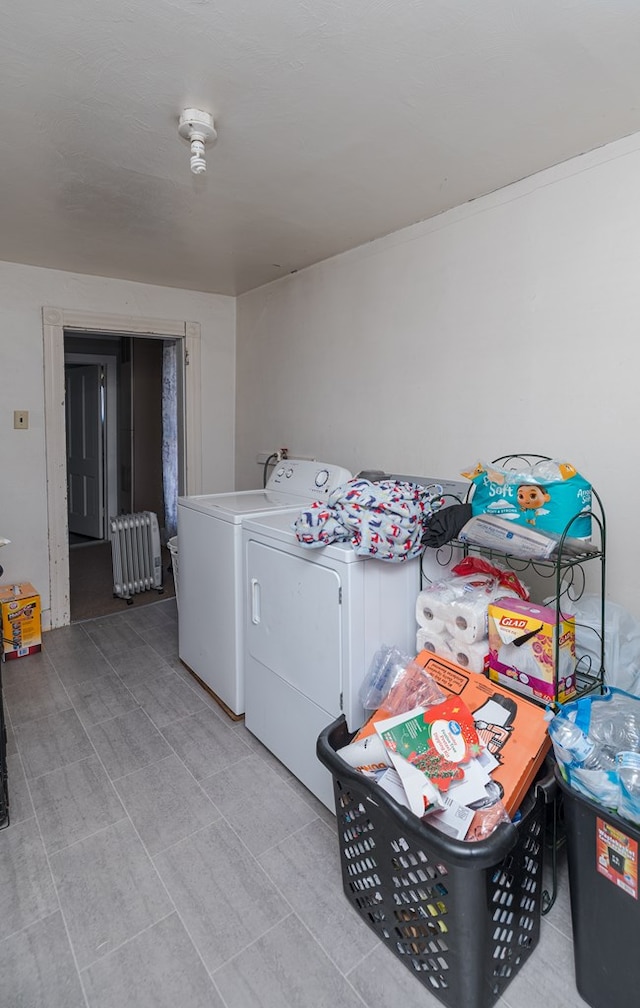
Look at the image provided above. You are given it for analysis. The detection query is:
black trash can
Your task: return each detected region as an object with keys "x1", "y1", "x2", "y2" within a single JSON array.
[
  {"x1": 555, "y1": 766, "x2": 640, "y2": 1008},
  {"x1": 317, "y1": 715, "x2": 554, "y2": 1008}
]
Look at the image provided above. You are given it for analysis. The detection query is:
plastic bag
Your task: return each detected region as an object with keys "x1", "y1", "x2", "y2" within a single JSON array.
[
  {"x1": 550, "y1": 688, "x2": 640, "y2": 812},
  {"x1": 358, "y1": 644, "x2": 444, "y2": 714},
  {"x1": 465, "y1": 782, "x2": 512, "y2": 841},
  {"x1": 551, "y1": 594, "x2": 640, "y2": 695}
]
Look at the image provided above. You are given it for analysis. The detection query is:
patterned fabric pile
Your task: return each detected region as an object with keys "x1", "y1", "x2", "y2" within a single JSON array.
[{"x1": 293, "y1": 479, "x2": 445, "y2": 562}]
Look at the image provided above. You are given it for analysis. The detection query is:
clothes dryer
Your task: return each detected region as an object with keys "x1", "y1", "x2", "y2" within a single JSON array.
[
  {"x1": 242, "y1": 510, "x2": 421, "y2": 809},
  {"x1": 177, "y1": 460, "x2": 351, "y2": 717}
]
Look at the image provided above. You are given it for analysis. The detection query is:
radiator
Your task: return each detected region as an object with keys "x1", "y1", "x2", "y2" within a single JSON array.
[{"x1": 109, "y1": 511, "x2": 162, "y2": 600}]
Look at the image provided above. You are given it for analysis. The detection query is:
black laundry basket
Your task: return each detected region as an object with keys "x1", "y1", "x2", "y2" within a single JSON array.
[
  {"x1": 555, "y1": 766, "x2": 640, "y2": 1008},
  {"x1": 317, "y1": 716, "x2": 554, "y2": 1008},
  {"x1": 0, "y1": 661, "x2": 8, "y2": 829}
]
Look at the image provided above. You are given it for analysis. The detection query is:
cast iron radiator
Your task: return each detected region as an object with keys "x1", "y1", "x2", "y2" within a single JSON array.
[{"x1": 109, "y1": 511, "x2": 163, "y2": 600}]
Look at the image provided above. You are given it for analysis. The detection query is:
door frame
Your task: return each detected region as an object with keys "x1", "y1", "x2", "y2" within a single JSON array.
[
  {"x1": 64, "y1": 352, "x2": 118, "y2": 539},
  {"x1": 43, "y1": 307, "x2": 202, "y2": 628}
]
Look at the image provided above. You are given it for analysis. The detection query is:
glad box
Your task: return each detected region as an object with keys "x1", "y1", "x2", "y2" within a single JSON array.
[
  {"x1": 0, "y1": 582, "x2": 42, "y2": 660},
  {"x1": 487, "y1": 596, "x2": 576, "y2": 704}
]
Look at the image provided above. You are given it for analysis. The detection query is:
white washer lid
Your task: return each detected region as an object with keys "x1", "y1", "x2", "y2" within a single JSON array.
[{"x1": 178, "y1": 488, "x2": 310, "y2": 520}]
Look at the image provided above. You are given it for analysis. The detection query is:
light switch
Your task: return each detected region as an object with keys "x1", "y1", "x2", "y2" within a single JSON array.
[{"x1": 14, "y1": 411, "x2": 29, "y2": 429}]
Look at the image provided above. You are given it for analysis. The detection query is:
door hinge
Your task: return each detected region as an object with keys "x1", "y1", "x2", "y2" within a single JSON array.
[
  {"x1": 184, "y1": 347, "x2": 190, "y2": 366},
  {"x1": 340, "y1": 691, "x2": 344, "y2": 710},
  {"x1": 338, "y1": 587, "x2": 342, "y2": 604}
]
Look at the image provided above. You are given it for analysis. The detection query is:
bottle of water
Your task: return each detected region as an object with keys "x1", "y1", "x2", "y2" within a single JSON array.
[
  {"x1": 549, "y1": 713, "x2": 619, "y2": 807},
  {"x1": 617, "y1": 751, "x2": 640, "y2": 826},
  {"x1": 548, "y1": 715, "x2": 616, "y2": 771}
]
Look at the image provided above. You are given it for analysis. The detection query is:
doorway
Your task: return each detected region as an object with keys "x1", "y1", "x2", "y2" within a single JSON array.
[
  {"x1": 64, "y1": 334, "x2": 178, "y2": 621},
  {"x1": 43, "y1": 307, "x2": 203, "y2": 629}
]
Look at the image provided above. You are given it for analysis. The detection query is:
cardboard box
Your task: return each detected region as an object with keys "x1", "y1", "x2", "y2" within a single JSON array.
[
  {"x1": 0, "y1": 582, "x2": 42, "y2": 660},
  {"x1": 355, "y1": 651, "x2": 551, "y2": 816},
  {"x1": 487, "y1": 596, "x2": 576, "y2": 704}
]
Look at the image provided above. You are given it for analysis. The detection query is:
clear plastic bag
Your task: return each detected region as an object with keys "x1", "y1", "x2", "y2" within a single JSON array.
[
  {"x1": 550, "y1": 688, "x2": 640, "y2": 814},
  {"x1": 359, "y1": 644, "x2": 444, "y2": 714},
  {"x1": 572, "y1": 595, "x2": 640, "y2": 695}
]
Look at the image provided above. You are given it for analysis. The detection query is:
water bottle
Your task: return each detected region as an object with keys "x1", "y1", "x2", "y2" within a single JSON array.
[
  {"x1": 617, "y1": 751, "x2": 640, "y2": 826},
  {"x1": 549, "y1": 714, "x2": 619, "y2": 807},
  {"x1": 547, "y1": 715, "x2": 615, "y2": 771}
]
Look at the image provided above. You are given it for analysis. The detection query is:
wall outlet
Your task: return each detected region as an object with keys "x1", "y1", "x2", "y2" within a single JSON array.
[{"x1": 14, "y1": 410, "x2": 29, "y2": 429}]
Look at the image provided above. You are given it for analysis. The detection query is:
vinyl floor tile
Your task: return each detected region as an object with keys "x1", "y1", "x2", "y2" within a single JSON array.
[
  {"x1": 4, "y1": 666, "x2": 72, "y2": 726},
  {"x1": 5, "y1": 752, "x2": 34, "y2": 824},
  {"x1": 29, "y1": 755, "x2": 126, "y2": 854},
  {"x1": 48, "y1": 646, "x2": 118, "y2": 688},
  {"x1": 0, "y1": 816, "x2": 58, "y2": 941},
  {"x1": 113, "y1": 753, "x2": 218, "y2": 855},
  {"x1": 15, "y1": 707, "x2": 94, "y2": 780},
  {"x1": 49, "y1": 817, "x2": 172, "y2": 969},
  {"x1": 126, "y1": 671, "x2": 209, "y2": 729},
  {"x1": 200, "y1": 754, "x2": 319, "y2": 856},
  {"x1": 258, "y1": 819, "x2": 377, "y2": 974},
  {"x1": 105, "y1": 644, "x2": 172, "y2": 687},
  {"x1": 0, "y1": 911, "x2": 86, "y2": 1008},
  {"x1": 160, "y1": 709, "x2": 252, "y2": 781},
  {"x1": 83, "y1": 619, "x2": 147, "y2": 658},
  {"x1": 153, "y1": 818, "x2": 289, "y2": 972},
  {"x1": 86, "y1": 707, "x2": 172, "y2": 780},
  {"x1": 213, "y1": 913, "x2": 366, "y2": 1008},
  {"x1": 65, "y1": 673, "x2": 138, "y2": 727},
  {"x1": 82, "y1": 912, "x2": 224, "y2": 1008}
]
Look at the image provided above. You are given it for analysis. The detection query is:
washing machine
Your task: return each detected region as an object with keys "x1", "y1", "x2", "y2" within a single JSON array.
[
  {"x1": 177, "y1": 459, "x2": 352, "y2": 717},
  {"x1": 242, "y1": 509, "x2": 422, "y2": 810}
]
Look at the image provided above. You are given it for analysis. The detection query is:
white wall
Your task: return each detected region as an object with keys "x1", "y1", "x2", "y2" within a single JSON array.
[
  {"x1": 0, "y1": 263, "x2": 235, "y2": 617},
  {"x1": 236, "y1": 132, "x2": 640, "y2": 617}
]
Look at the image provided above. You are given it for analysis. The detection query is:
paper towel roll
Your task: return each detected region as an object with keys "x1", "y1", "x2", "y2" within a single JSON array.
[
  {"x1": 447, "y1": 596, "x2": 490, "y2": 644},
  {"x1": 416, "y1": 626, "x2": 454, "y2": 659},
  {"x1": 449, "y1": 639, "x2": 488, "y2": 675},
  {"x1": 417, "y1": 581, "x2": 469, "y2": 627},
  {"x1": 415, "y1": 591, "x2": 447, "y2": 633}
]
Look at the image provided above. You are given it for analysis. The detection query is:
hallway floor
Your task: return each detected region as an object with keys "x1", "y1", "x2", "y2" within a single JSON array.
[
  {"x1": 1, "y1": 600, "x2": 588, "y2": 1008},
  {"x1": 69, "y1": 540, "x2": 176, "y2": 621}
]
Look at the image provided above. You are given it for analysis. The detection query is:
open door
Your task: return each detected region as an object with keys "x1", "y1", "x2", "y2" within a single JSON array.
[{"x1": 65, "y1": 363, "x2": 104, "y2": 539}]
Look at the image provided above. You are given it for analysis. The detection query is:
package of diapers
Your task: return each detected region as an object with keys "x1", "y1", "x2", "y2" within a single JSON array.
[{"x1": 461, "y1": 459, "x2": 592, "y2": 539}]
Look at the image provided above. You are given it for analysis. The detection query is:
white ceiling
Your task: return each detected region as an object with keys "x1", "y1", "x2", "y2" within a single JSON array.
[{"x1": 3, "y1": 0, "x2": 640, "y2": 296}]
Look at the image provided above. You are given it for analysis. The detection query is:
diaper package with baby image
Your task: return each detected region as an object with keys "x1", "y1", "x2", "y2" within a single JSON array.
[
  {"x1": 462, "y1": 459, "x2": 592, "y2": 539},
  {"x1": 487, "y1": 596, "x2": 577, "y2": 704}
]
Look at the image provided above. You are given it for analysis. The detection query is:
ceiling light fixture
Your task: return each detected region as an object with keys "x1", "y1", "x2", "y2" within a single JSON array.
[{"x1": 178, "y1": 108, "x2": 217, "y2": 175}]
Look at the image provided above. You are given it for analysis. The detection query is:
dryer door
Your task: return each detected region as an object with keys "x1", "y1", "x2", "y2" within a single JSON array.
[{"x1": 246, "y1": 540, "x2": 342, "y2": 715}]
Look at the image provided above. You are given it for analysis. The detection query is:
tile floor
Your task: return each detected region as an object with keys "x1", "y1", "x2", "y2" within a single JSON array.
[{"x1": 0, "y1": 599, "x2": 589, "y2": 1008}]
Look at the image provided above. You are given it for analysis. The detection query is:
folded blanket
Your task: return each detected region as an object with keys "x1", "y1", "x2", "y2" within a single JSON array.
[{"x1": 293, "y1": 479, "x2": 445, "y2": 562}]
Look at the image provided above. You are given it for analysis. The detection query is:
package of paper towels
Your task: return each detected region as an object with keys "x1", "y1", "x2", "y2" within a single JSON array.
[
  {"x1": 448, "y1": 639, "x2": 489, "y2": 675},
  {"x1": 416, "y1": 626, "x2": 453, "y2": 658},
  {"x1": 416, "y1": 627, "x2": 487, "y2": 674},
  {"x1": 415, "y1": 573, "x2": 497, "y2": 632},
  {"x1": 415, "y1": 591, "x2": 447, "y2": 634}
]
